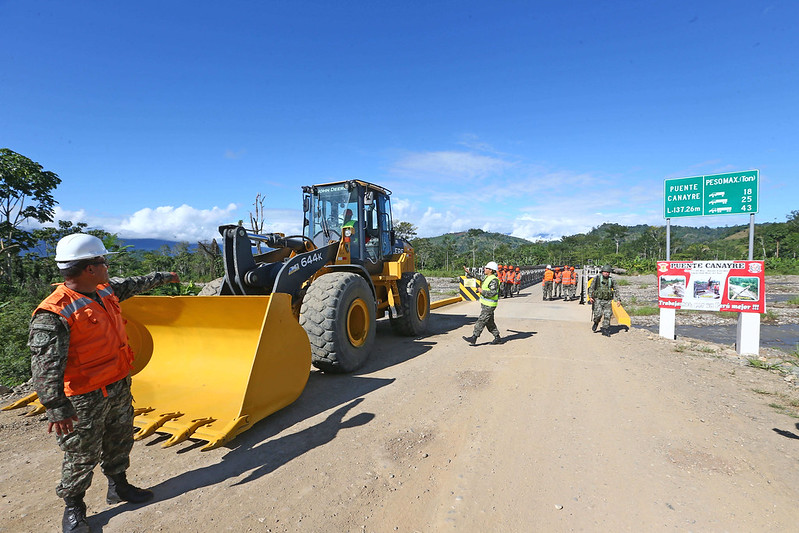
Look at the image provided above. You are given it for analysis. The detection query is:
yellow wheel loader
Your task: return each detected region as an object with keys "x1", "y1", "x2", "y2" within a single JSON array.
[{"x1": 5, "y1": 180, "x2": 431, "y2": 451}]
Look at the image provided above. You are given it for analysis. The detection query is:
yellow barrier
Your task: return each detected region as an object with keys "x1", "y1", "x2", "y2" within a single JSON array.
[{"x1": 612, "y1": 300, "x2": 631, "y2": 329}]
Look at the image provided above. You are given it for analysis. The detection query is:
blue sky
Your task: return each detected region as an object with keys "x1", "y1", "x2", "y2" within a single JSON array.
[{"x1": 3, "y1": 1, "x2": 797, "y2": 243}]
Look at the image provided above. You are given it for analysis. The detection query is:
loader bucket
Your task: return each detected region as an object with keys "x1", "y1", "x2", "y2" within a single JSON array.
[{"x1": 121, "y1": 292, "x2": 311, "y2": 451}]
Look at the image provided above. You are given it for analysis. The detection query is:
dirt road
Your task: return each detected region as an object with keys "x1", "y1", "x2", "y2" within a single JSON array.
[{"x1": 3, "y1": 282, "x2": 799, "y2": 532}]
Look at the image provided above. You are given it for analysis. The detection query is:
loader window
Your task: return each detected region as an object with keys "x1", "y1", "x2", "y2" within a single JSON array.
[
  {"x1": 305, "y1": 184, "x2": 360, "y2": 256},
  {"x1": 379, "y1": 194, "x2": 393, "y2": 257}
]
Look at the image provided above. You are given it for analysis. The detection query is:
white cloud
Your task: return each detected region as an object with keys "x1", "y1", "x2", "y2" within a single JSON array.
[
  {"x1": 390, "y1": 150, "x2": 514, "y2": 181},
  {"x1": 47, "y1": 204, "x2": 240, "y2": 242},
  {"x1": 34, "y1": 204, "x2": 307, "y2": 243}
]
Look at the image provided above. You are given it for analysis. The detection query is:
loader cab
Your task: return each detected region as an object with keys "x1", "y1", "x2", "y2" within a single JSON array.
[{"x1": 303, "y1": 180, "x2": 394, "y2": 274}]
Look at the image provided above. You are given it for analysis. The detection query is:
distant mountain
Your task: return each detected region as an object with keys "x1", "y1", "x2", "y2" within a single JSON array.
[
  {"x1": 586, "y1": 223, "x2": 748, "y2": 245},
  {"x1": 119, "y1": 238, "x2": 196, "y2": 252},
  {"x1": 415, "y1": 229, "x2": 535, "y2": 254}
]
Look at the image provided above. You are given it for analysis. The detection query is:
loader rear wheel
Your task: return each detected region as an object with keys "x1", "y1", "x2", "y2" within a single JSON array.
[
  {"x1": 300, "y1": 272, "x2": 376, "y2": 373},
  {"x1": 390, "y1": 272, "x2": 430, "y2": 336}
]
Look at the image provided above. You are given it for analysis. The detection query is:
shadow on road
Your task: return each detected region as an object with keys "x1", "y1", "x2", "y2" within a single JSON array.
[
  {"x1": 772, "y1": 423, "x2": 799, "y2": 440},
  {"x1": 91, "y1": 397, "x2": 378, "y2": 530}
]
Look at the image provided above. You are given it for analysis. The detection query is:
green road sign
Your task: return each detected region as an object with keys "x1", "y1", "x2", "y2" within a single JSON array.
[
  {"x1": 664, "y1": 176, "x2": 703, "y2": 217},
  {"x1": 664, "y1": 170, "x2": 758, "y2": 218}
]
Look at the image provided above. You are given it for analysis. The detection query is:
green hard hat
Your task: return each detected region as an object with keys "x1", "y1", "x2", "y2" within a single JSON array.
[{"x1": 601, "y1": 265, "x2": 612, "y2": 272}]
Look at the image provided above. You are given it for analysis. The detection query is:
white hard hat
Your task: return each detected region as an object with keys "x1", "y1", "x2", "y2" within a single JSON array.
[
  {"x1": 55, "y1": 233, "x2": 116, "y2": 265},
  {"x1": 484, "y1": 261, "x2": 499, "y2": 271},
  {"x1": 546, "y1": 265, "x2": 552, "y2": 269}
]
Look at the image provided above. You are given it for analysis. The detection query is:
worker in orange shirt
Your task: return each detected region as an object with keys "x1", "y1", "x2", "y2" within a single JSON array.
[
  {"x1": 542, "y1": 265, "x2": 554, "y2": 301},
  {"x1": 514, "y1": 267, "x2": 521, "y2": 296},
  {"x1": 567, "y1": 266, "x2": 578, "y2": 300},
  {"x1": 561, "y1": 265, "x2": 573, "y2": 301},
  {"x1": 553, "y1": 267, "x2": 562, "y2": 299}
]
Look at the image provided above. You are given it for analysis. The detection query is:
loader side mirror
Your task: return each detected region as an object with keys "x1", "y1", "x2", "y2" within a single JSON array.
[{"x1": 303, "y1": 196, "x2": 310, "y2": 213}]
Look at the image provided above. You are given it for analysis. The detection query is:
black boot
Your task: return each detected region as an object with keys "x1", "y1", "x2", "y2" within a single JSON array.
[
  {"x1": 491, "y1": 336, "x2": 503, "y2": 345},
  {"x1": 62, "y1": 495, "x2": 90, "y2": 533},
  {"x1": 592, "y1": 319, "x2": 600, "y2": 332},
  {"x1": 106, "y1": 473, "x2": 153, "y2": 504},
  {"x1": 462, "y1": 335, "x2": 477, "y2": 345}
]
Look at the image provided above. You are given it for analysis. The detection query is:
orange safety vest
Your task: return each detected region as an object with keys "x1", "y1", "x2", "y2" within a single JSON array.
[
  {"x1": 561, "y1": 269, "x2": 573, "y2": 284},
  {"x1": 543, "y1": 269, "x2": 554, "y2": 282},
  {"x1": 554, "y1": 271, "x2": 562, "y2": 284},
  {"x1": 515, "y1": 271, "x2": 521, "y2": 284},
  {"x1": 34, "y1": 283, "x2": 133, "y2": 397}
]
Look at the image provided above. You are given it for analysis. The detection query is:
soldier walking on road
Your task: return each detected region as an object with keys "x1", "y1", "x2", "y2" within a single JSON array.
[
  {"x1": 462, "y1": 261, "x2": 503, "y2": 345},
  {"x1": 588, "y1": 264, "x2": 618, "y2": 337},
  {"x1": 29, "y1": 234, "x2": 180, "y2": 533}
]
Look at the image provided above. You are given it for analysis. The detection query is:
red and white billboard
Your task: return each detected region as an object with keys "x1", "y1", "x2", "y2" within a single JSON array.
[{"x1": 656, "y1": 260, "x2": 765, "y2": 313}]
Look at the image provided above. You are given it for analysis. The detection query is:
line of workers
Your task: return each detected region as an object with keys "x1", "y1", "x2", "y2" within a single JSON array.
[
  {"x1": 542, "y1": 265, "x2": 578, "y2": 301},
  {"x1": 495, "y1": 264, "x2": 523, "y2": 299}
]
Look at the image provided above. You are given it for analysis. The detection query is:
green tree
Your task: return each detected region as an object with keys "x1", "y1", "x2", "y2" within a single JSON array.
[
  {"x1": 394, "y1": 220, "x2": 418, "y2": 241},
  {"x1": 603, "y1": 223, "x2": 628, "y2": 254},
  {"x1": 0, "y1": 149, "x2": 61, "y2": 279}
]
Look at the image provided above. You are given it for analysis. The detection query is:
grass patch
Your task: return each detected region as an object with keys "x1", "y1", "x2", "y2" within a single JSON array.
[
  {"x1": 673, "y1": 344, "x2": 689, "y2": 353},
  {"x1": 786, "y1": 296, "x2": 799, "y2": 306},
  {"x1": 697, "y1": 346, "x2": 716, "y2": 354},
  {"x1": 762, "y1": 309, "x2": 779, "y2": 324},
  {"x1": 614, "y1": 278, "x2": 630, "y2": 286},
  {"x1": 748, "y1": 358, "x2": 781, "y2": 371},
  {"x1": 628, "y1": 306, "x2": 659, "y2": 316},
  {"x1": 752, "y1": 388, "x2": 775, "y2": 395},
  {"x1": 768, "y1": 403, "x2": 799, "y2": 419}
]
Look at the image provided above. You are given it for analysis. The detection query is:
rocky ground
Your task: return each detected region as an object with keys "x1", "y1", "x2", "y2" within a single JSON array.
[{"x1": 4, "y1": 285, "x2": 799, "y2": 531}]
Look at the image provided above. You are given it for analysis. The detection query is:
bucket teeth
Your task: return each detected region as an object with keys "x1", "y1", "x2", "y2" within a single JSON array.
[
  {"x1": 133, "y1": 412, "x2": 184, "y2": 441},
  {"x1": 161, "y1": 418, "x2": 216, "y2": 448},
  {"x1": 25, "y1": 401, "x2": 46, "y2": 416},
  {"x1": 133, "y1": 407, "x2": 155, "y2": 416},
  {"x1": 2, "y1": 392, "x2": 39, "y2": 411},
  {"x1": 200, "y1": 416, "x2": 250, "y2": 451}
]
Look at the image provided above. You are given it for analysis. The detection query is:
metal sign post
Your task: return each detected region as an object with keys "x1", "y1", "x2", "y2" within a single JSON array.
[
  {"x1": 737, "y1": 212, "x2": 761, "y2": 354},
  {"x1": 660, "y1": 218, "x2": 676, "y2": 339}
]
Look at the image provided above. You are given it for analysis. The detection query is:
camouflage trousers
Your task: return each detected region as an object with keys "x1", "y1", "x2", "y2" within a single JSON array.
[
  {"x1": 554, "y1": 283, "x2": 562, "y2": 298},
  {"x1": 543, "y1": 281, "x2": 553, "y2": 300},
  {"x1": 55, "y1": 377, "x2": 135, "y2": 499},
  {"x1": 473, "y1": 304, "x2": 500, "y2": 339},
  {"x1": 565, "y1": 284, "x2": 576, "y2": 299},
  {"x1": 592, "y1": 299, "x2": 613, "y2": 329}
]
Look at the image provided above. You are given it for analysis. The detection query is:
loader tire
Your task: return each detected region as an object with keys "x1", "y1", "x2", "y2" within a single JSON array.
[
  {"x1": 300, "y1": 272, "x2": 376, "y2": 373},
  {"x1": 198, "y1": 277, "x2": 224, "y2": 296},
  {"x1": 390, "y1": 272, "x2": 430, "y2": 336}
]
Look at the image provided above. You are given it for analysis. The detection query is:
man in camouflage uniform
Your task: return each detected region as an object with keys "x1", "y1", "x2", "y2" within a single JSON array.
[
  {"x1": 461, "y1": 261, "x2": 503, "y2": 346},
  {"x1": 29, "y1": 234, "x2": 179, "y2": 533},
  {"x1": 588, "y1": 264, "x2": 617, "y2": 337}
]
